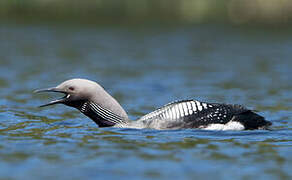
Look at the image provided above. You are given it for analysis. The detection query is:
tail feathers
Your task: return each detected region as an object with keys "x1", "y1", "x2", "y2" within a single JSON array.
[{"x1": 233, "y1": 111, "x2": 272, "y2": 130}]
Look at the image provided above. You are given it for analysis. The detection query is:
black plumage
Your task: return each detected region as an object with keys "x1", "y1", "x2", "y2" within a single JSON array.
[{"x1": 139, "y1": 100, "x2": 271, "y2": 130}]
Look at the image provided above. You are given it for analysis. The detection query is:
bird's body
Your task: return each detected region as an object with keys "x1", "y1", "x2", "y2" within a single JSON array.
[{"x1": 35, "y1": 78, "x2": 272, "y2": 130}]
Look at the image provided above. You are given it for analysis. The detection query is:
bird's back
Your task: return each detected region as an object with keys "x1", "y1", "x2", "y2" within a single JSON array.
[{"x1": 137, "y1": 100, "x2": 271, "y2": 130}]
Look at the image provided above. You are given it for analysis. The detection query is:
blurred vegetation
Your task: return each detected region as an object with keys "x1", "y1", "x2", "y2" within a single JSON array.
[{"x1": 0, "y1": 0, "x2": 292, "y2": 25}]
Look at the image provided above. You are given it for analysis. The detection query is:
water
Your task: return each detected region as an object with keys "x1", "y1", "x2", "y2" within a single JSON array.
[{"x1": 0, "y1": 24, "x2": 292, "y2": 180}]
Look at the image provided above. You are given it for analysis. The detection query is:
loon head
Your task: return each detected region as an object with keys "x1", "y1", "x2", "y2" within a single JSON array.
[
  {"x1": 34, "y1": 78, "x2": 128, "y2": 120},
  {"x1": 35, "y1": 79, "x2": 100, "y2": 108}
]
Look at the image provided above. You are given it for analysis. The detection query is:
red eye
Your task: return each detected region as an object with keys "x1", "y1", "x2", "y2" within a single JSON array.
[{"x1": 69, "y1": 87, "x2": 75, "y2": 91}]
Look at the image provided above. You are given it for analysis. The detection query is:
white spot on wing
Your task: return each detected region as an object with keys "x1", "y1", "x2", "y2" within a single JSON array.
[
  {"x1": 165, "y1": 109, "x2": 170, "y2": 119},
  {"x1": 191, "y1": 101, "x2": 197, "y2": 112},
  {"x1": 161, "y1": 111, "x2": 166, "y2": 119},
  {"x1": 169, "y1": 108, "x2": 173, "y2": 119},
  {"x1": 171, "y1": 107, "x2": 176, "y2": 119},
  {"x1": 175, "y1": 105, "x2": 180, "y2": 119},
  {"x1": 187, "y1": 102, "x2": 193, "y2": 115},
  {"x1": 196, "y1": 101, "x2": 203, "y2": 111},
  {"x1": 202, "y1": 103, "x2": 207, "y2": 109},
  {"x1": 182, "y1": 103, "x2": 189, "y2": 116},
  {"x1": 178, "y1": 103, "x2": 185, "y2": 117}
]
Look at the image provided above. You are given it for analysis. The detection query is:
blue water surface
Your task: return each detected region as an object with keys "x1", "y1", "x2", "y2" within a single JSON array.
[{"x1": 0, "y1": 24, "x2": 292, "y2": 180}]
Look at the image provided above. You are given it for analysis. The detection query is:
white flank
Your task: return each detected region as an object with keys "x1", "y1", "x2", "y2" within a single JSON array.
[{"x1": 202, "y1": 121, "x2": 245, "y2": 131}]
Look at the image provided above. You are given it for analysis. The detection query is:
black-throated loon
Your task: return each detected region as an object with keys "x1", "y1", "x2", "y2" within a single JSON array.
[{"x1": 34, "y1": 78, "x2": 272, "y2": 130}]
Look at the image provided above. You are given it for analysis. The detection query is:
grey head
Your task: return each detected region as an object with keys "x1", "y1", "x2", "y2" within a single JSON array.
[{"x1": 35, "y1": 78, "x2": 129, "y2": 127}]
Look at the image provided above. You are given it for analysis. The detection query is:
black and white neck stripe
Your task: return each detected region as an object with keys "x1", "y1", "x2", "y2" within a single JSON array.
[{"x1": 80, "y1": 101, "x2": 128, "y2": 127}]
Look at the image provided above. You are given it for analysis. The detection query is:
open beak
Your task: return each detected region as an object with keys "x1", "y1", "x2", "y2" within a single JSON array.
[{"x1": 34, "y1": 87, "x2": 70, "y2": 107}]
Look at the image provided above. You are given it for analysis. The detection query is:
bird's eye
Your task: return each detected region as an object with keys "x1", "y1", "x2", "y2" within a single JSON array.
[{"x1": 69, "y1": 86, "x2": 75, "y2": 91}]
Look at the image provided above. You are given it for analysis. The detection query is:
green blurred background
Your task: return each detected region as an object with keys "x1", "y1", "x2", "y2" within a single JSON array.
[{"x1": 1, "y1": 0, "x2": 291, "y2": 26}]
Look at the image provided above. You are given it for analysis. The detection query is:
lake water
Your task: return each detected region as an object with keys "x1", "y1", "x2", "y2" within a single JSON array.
[{"x1": 0, "y1": 24, "x2": 292, "y2": 180}]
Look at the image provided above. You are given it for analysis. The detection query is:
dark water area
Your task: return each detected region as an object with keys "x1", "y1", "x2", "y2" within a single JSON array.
[{"x1": 0, "y1": 24, "x2": 292, "y2": 179}]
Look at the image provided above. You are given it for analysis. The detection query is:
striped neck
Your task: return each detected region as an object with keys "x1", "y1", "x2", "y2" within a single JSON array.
[{"x1": 79, "y1": 101, "x2": 129, "y2": 127}]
